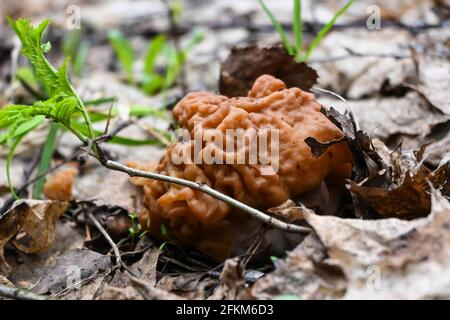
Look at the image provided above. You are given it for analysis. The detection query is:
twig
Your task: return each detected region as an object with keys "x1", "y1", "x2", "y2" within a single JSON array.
[
  {"x1": 0, "y1": 284, "x2": 50, "y2": 300},
  {"x1": 87, "y1": 212, "x2": 137, "y2": 277},
  {"x1": 83, "y1": 122, "x2": 311, "y2": 235},
  {"x1": 99, "y1": 156, "x2": 311, "y2": 234},
  {"x1": 91, "y1": 120, "x2": 133, "y2": 144},
  {"x1": 103, "y1": 103, "x2": 115, "y2": 135},
  {"x1": 309, "y1": 51, "x2": 410, "y2": 64},
  {"x1": 312, "y1": 86, "x2": 360, "y2": 131},
  {"x1": 130, "y1": 277, "x2": 184, "y2": 300},
  {"x1": 159, "y1": 256, "x2": 203, "y2": 272}
]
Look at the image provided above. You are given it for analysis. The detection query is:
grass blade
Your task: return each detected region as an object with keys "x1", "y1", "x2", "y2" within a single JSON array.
[
  {"x1": 303, "y1": 0, "x2": 354, "y2": 61},
  {"x1": 33, "y1": 122, "x2": 58, "y2": 199},
  {"x1": 6, "y1": 136, "x2": 26, "y2": 199},
  {"x1": 83, "y1": 97, "x2": 117, "y2": 106},
  {"x1": 73, "y1": 41, "x2": 89, "y2": 76},
  {"x1": 293, "y1": 0, "x2": 303, "y2": 60},
  {"x1": 257, "y1": 0, "x2": 294, "y2": 55},
  {"x1": 144, "y1": 35, "x2": 166, "y2": 75},
  {"x1": 108, "y1": 30, "x2": 135, "y2": 84}
]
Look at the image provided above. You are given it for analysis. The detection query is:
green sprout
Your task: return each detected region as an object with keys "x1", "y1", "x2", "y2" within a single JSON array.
[
  {"x1": 108, "y1": 29, "x2": 203, "y2": 95},
  {"x1": 258, "y1": 0, "x2": 354, "y2": 62},
  {"x1": 128, "y1": 212, "x2": 142, "y2": 247},
  {"x1": 160, "y1": 223, "x2": 168, "y2": 237},
  {"x1": 1, "y1": 18, "x2": 170, "y2": 198}
]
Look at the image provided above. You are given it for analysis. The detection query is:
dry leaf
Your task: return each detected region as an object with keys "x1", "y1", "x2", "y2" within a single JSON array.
[
  {"x1": 414, "y1": 30, "x2": 450, "y2": 115},
  {"x1": 131, "y1": 247, "x2": 160, "y2": 287},
  {"x1": 32, "y1": 248, "x2": 112, "y2": 295},
  {"x1": 0, "y1": 200, "x2": 69, "y2": 274},
  {"x1": 250, "y1": 191, "x2": 450, "y2": 299},
  {"x1": 218, "y1": 258, "x2": 245, "y2": 300},
  {"x1": 349, "y1": 152, "x2": 449, "y2": 219}
]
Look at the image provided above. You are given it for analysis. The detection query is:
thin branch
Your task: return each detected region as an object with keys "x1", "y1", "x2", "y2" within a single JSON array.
[
  {"x1": 98, "y1": 155, "x2": 311, "y2": 234},
  {"x1": 87, "y1": 212, "x2": 137, "y2": 277},
  {"x1": 103, "y1": 103, "x2": 115, "y2": 135},
  {"x1": 130, "y1": 277, "x2": 184, "y2": 300},
  {"x1": 0, "y1": 284, "x2": 50, "y2": 300},
  {"x1": 312, "y1": 86, "x2": 360, "y2": 131}
]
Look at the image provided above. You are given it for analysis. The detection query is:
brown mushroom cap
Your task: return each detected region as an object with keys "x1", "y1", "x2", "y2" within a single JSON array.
[{"x1": 133, "y1": 75, "x2": 352, "y2": 261}]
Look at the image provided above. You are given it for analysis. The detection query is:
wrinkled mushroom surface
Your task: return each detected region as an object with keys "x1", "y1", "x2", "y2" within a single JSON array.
[{"x1": 132, "y1": 75, "x2": 352, "y2": 261}]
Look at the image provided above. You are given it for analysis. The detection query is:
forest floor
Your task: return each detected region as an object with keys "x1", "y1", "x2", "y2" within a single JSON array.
[{"x1": 0, "y1": 0, "x2": 449, "y2": 300}]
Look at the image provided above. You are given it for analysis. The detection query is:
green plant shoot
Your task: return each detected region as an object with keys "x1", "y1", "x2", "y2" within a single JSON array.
[{"x1": 258, "y1": 0, "x2": 354, "y2": 62}]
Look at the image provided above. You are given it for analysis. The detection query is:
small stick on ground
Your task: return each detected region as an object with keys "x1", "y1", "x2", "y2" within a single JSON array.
[
  {"x1": 87, "y1": 212, "x2": 137, "y2": 277},
  {"x1": 312, "y1": 87, "x2": 360, "y2": 131},
  {"x1": 102, "y1": 157, "x2": 312, "y2": 235},
  {"x1": 0, "y1": 284, "x2": 49, "y2": 300},
  {"x1": 130, "y1": 277, "x2": 184, "y2": 300}
]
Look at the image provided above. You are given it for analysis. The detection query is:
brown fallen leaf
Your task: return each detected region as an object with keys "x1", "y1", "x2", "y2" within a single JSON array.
[
  {"x1": 130, "y1": 247, "x2": 160, "y2": 287},
  {"x1": 0, "y1": 200, "x2": 69, "y2": 274},
  {"x1": 414, "y1": 30, "x2": 450, "y2": 115},
  {"x1": 213, "y1": 258, "x2": 245, "y2": 300},
  {"x1": 32, "y1": 248, "x2": 112, "y2": 295},
  {"x1": 349, "y1": 150, "x2": 449, "y2": 219},
  {"x1": 309, "y1": 105, "x2": 449, "y2": 219},
  {"x1": 267, "y1": 200, "x2": 312, "y2": 223},
  {"x1": 219, "y1": 44, "x2": 318, "y2": 97},
  {"x1": 98, "y1": 285, "x2": 142, "y2": 300},
  {"x1": 250, "y1": 191, "x2": 450, "y2": 300},
  {"x1": 317, "y1": 106, "x2": 388, "y2": 184}
]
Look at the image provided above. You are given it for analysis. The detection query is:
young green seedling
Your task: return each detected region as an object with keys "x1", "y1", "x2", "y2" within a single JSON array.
[{"x1": 258, "y1": 0, "x2": 354, "y2": 62}]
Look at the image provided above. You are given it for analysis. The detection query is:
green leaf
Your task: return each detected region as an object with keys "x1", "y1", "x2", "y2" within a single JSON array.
[
  {"x1": 303, "y1": 0, "x2": 354, "y2": 61},
  {"x1": 41, "y1": 41, "x2": 51, "y2": 53},
  {"x1": 33, "y1": 122, "x2": 58, "y2": 199},
  {"x1": 160, "y1": 224, "x2": 168, "y2": 237},
  {"x1": 70, "y1": 121, "x2": 163, "y2": 146},
  {"x1": 172, "y1": 0, "x2": 183, "y2": 23},
  {"x1": 83, "y1": 97, "x2": 117, "y2": 106},
  {"x1": 108, "y1": 30, "x2": 135, "y2": 84},
  {"x1": 63, "y1": 29, "x2": 81, "y2": 60},
  {"x1": 0, "y1": 94, "x2": 84, "y2": 145},
  {"x1": 162, "y1": 45, "x2": 181, "y2": 90},
  {"x1": 7, "y1": 18, "x2": 61, "y2": 96},
  {"x1": 3, "y1": 18, "x2": 95, "y2": 200},
  {"x1": 73, "y1": 41, "x2": 89, "y2": 76},
  {"x1": 293, "y1": 0, "x2": 303, "y2": 60},
  {"x1": 12, "y1": 115, "x2": 45, "y2": 138},
  {"x1": 142, "y1": 73, "x2": 164, "y2": 95},
  {"x1": 184, "y1": 30, "x2": 204, "y2": 53},
  {"x1": 144, "y1": 35, "x2": 166, "y2": 75},
  {"x1": 129, "y1": 105, "x2": 167, "y2": 118},
  {"x1": 257, "y1": 0, "x2": 294, "y2": 55},
  {"x1": 6, "y1": 135, "x2": 26, "y2": 199}
]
